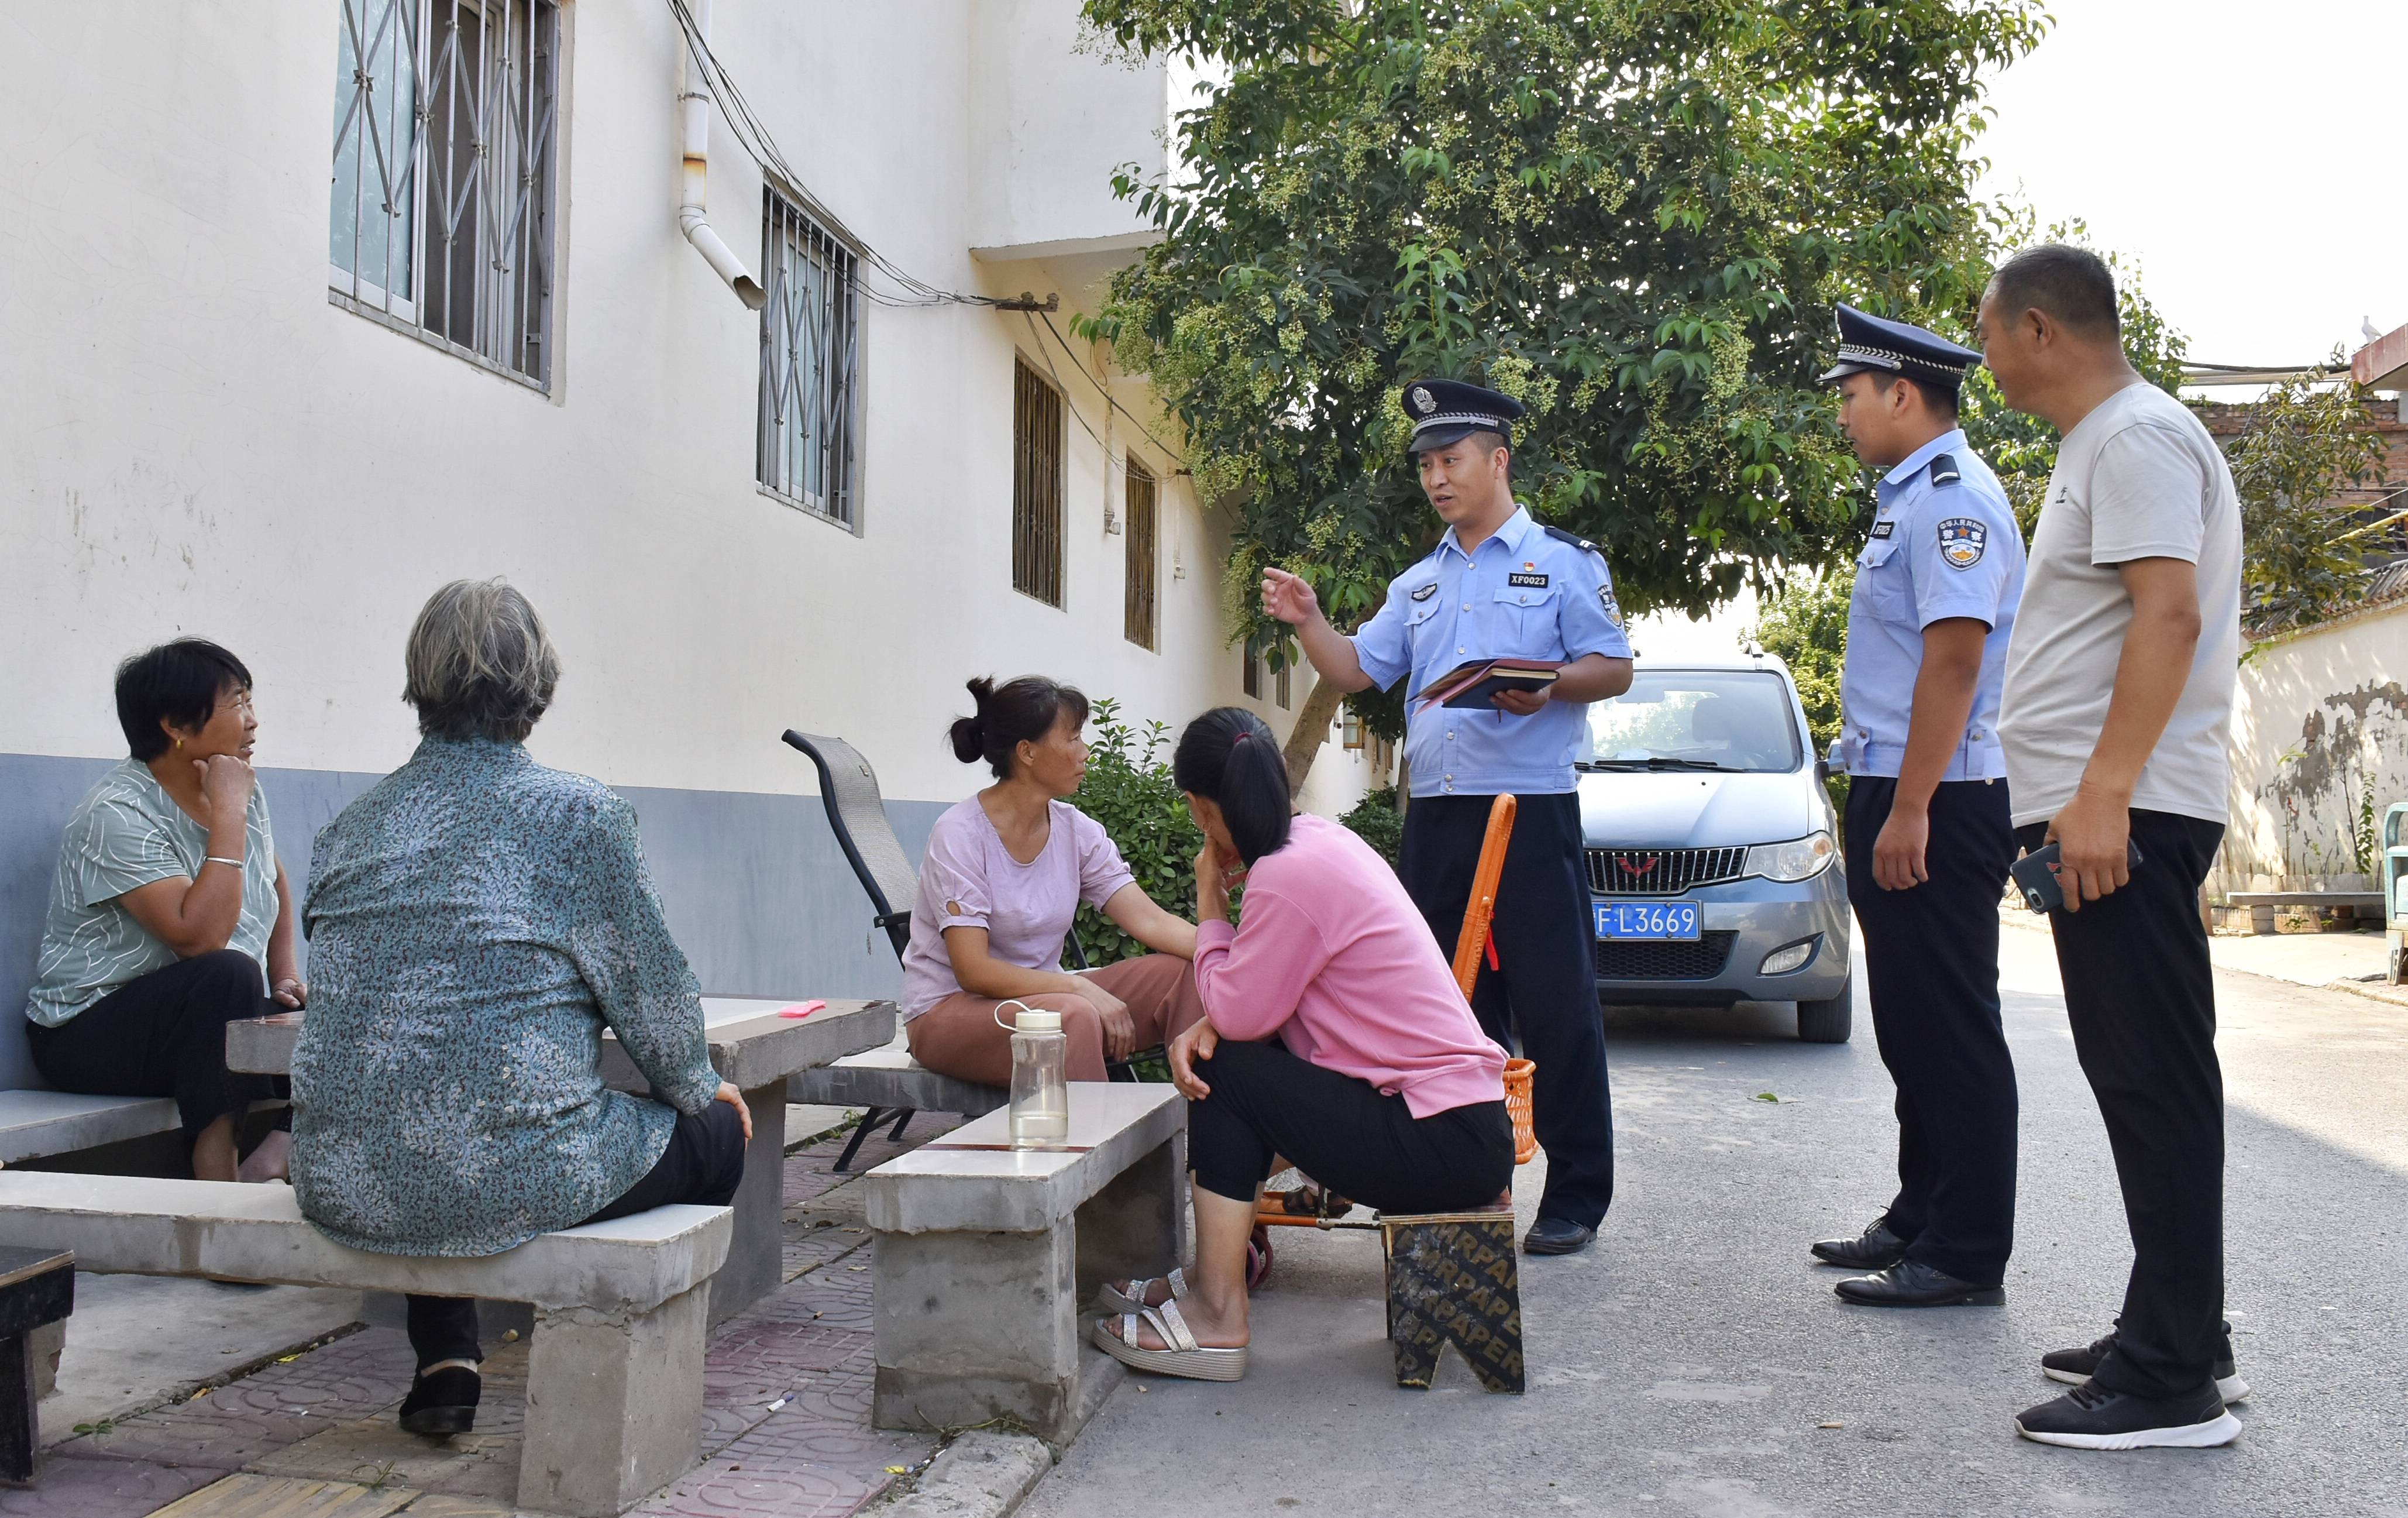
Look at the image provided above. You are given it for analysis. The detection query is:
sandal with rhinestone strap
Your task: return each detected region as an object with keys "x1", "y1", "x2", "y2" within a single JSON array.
[
  {"x1": 1090, "y1": 1299, "x2": 1247, "y2": 1382},
  {"x1": 1098, "y1": 1267, "x2": 1188, "y2": 1317}
]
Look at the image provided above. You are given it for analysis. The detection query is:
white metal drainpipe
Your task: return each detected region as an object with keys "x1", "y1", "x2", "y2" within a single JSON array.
[{"x1": 679, "y1": 0, "x2": 766, "y2": 310}]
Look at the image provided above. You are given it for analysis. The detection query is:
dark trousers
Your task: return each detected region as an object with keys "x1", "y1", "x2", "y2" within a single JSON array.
[
  {"x1": 1187, "y1": 1038, "x2": 1514, "y2": 1214},
  {"x1": 2015, "y1": 809, "x2": 2227, "y2": 1400},
  {"x1": 27, "y1": 949, "x2": 284, "y2": 1143},
  {"x1": 1401, "y1": 791, "x2": 1613, "y2": 1228},
  {"x1": 405, "y1": 1101, "x2": 748, "y2": 1369},
  {"x1": 1845, "y1": 777, "x2": 2019, "y2": 1283}
]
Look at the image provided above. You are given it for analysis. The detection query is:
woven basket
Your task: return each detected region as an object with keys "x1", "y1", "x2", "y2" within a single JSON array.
[{"x1": 1504, "y1": 1057, "x2": 1537, "y2": 1164}]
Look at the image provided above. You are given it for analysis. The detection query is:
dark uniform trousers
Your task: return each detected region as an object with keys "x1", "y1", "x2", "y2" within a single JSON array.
[
  {"x1": 1401, "y1": 792, "x2": 1613, "y2": 1229},
  {"x1": 2015, "y1": 809, "x2": 2228, "y2": 1402},
  {"x1": 1844, "y1": 776, "x2": 2018, "y2": 1285}
]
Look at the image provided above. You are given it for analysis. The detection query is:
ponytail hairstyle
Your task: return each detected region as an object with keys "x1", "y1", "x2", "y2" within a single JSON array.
[
  {"x1": 947, "y1": 675, "x2": 1091, "y2": 780},
  {"x1": 1172, "y1": 707, "x2": 1293, "y2": 866}
]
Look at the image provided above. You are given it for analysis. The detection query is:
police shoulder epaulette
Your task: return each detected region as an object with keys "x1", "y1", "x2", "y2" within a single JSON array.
[
  {"x1": 1929, "y1": 453, "x2": 1963, "y2": 486},
  {"x1": 1542, "y1": 524, "x2": 1606, "y2": 558}
]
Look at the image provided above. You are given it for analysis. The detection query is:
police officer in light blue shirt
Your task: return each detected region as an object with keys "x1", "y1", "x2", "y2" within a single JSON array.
[
  {"x1": 1264, "y1": 377, "x2": 1633, "y2": 1256},
  {"x1": 1805, "y1": 305, "x2": 2029, "y2": 1308}
]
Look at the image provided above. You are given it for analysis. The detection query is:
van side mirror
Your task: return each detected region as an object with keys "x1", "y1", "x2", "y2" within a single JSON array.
[{"x1": 1814, "y1": 758, "x2": 1832, "y2": 784}]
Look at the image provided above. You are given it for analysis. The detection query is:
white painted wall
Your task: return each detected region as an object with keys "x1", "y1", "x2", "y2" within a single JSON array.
[
  {"x1": 2214, "y1": 599, "x2": 2408, "y2": 892},
  {"x1": 0, "y1": 1, "x2": 1300, "y2": 813}
]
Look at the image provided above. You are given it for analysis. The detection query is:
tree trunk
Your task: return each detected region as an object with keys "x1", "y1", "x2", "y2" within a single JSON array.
[{"x1": 1281, "y1": 674, "x2": 1347, "y2": 799}]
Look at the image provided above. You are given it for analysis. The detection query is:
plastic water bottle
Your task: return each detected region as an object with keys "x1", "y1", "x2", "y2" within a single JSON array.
[{"x1": 1002, "y1": 1004, "x2": 1069, "y2": 1150}]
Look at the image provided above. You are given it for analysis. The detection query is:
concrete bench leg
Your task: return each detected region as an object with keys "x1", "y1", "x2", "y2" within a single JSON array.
[
  {"x1": 872, "y1": 1222, "x2": 1081, "y2": 1440},
  {"x1": 1072, "y1": 1131, "x2": 1187, "y2": 1303},
  {"x1": 708, "y1": 1081, "x2": 789, "y2": 1325},
  {"x1": 520, "y1": 1279, "x2": 711, "y2": 1516}
]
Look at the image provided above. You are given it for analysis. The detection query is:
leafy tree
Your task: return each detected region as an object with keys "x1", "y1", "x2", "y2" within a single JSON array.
[
  {"x1": 1337, "y1": 784, "x2": 1406, "y2": 868},
  {"x1": 1081, "y1": 0, "x2": 2047, "y2": 785},
  {"x1": 2226, "y1": 370, "x2": 2393, "y2": 633}
]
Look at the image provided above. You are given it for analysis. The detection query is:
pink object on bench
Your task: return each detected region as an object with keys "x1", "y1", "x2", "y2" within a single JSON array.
[{"x1": 776, "y1": 1000, "x2": 828, "y2": 1019}]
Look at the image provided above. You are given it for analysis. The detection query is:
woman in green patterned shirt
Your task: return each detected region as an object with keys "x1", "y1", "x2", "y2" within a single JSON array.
[{"x1": 25, "y1": 639, "x2": 302, "y2": 1183}]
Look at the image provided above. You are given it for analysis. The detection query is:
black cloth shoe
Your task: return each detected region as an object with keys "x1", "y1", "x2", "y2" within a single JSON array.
[
  {"x1": 1832, "y1": 1260, "x2": 2004, "y2": 1307},
  {"x1": 1523, "y1": 1218, "x2": 1597, "y2": 1255},
  {"x1": 1809, "y1": 1220, "x2": 1907, "y2": 1270},
  {"x1": 2015, "y1": 1380, "x2": 2241, "y2": 1450},
  {"x1": 2041, "y1": 1331, "x2": 2249, "y2": 1404},
  {"x1": 398, "y1": 1364, "x2": 481, "y2": 1437}
]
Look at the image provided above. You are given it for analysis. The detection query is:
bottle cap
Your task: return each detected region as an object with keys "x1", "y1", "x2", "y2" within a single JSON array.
[{"x1": 1013, "y1": 1008, "x2": 1063, "y2": 1033}]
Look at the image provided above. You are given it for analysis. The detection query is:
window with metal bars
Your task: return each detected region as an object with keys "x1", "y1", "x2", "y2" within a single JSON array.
[
  {"x1": 1123, "y1": 461, "x2": 1158, "y2": 649},
  {"x1": 1242, "y1": 643, "x2": 1262, "y2": 699},
  {"x1": 1275, "y1": 651, "x2": 1292, "y2": 709},
  {"x1": 329, "y1": 0, "x2": 559, "y2": 388},
  {"x1": 759, "y1": 190, "x2": 862, "y2": 526},
  {"x1": 1012, "y1": 359, "x2": 1065, "y2": 607}
]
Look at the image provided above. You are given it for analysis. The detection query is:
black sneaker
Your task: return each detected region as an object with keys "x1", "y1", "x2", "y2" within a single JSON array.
[
  {"x1": 2041, "y1": 1332, "x2": 2249, "y2": 1404},
  {"x1": 398, "y1": 1364, "x2": 481, "y2": 1437},
  {"x1": 2015, "y1": 1381, "x2": 2241, "y2": 1451}
]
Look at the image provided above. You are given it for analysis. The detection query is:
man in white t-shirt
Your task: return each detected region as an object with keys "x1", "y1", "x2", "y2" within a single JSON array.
[{"x1": 1981, "y1": 245, "x2": 2247, "y2": 1452}]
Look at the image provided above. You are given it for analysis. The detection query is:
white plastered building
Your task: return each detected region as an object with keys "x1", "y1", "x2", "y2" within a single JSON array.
[{"x1": 0, "y1": 0, "x2": 1386, "y2": 1078}]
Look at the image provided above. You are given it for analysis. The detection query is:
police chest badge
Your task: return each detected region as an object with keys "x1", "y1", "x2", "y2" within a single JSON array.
[
  {"x1": 1410, "y1": 582, "x2": 1439, "y2": 602},
  {"x1": 1936, "y1": 517, "x2": 1986, "y2": 571}
]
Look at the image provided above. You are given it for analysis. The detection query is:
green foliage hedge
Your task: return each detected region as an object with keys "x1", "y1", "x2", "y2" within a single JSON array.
[{"x1": 1071, "y1": 700, "x2": 1205, "y2": 966}]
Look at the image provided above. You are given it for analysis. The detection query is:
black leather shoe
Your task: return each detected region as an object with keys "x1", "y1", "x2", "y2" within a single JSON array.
[
  {"x1": 2042, "y1": 1331, "x2": 2249, "y2": 1404},
  {"x1": 398, "y1": 1364, "x2": 481, "y2": 1437},
  {"x1": 1810, "y1": 1220, "x2": 1907, "y2": 1270},
  {"x1": 2015, "y1": 1380, "x2": 2240, "y2": 1450},
  {"x1": 1833, "y1": 1260, "x2": 2004, "y2": 1307},
  {"x1": 1522, "y1": 1218, "x2": 1597, "y2": 1255}
]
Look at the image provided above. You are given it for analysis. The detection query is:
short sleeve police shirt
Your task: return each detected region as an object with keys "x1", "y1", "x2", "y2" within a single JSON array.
[
  {"x1": 1836, "y1": 429, "x2": 2025, "y2": 781},
  {"x1": 1350, "y1": 506, "x2": 1632, "y2": 799}
]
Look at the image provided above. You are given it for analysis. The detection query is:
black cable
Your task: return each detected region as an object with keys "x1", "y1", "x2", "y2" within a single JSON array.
[{"x1": 1035, "y1": 308, "x2": 1189, "y2": 470}]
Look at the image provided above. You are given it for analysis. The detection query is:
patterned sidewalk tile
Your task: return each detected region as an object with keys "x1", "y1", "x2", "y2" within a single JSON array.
[
  {"x1": 383, "y1": 1497, "x2": 515, "y2": 1517},
  {"x1": 777, "y1": 1221, "x2": 866, "y2": 1282},
  {"x1": 758, "y1": 1262, "x2": 875, "y2": 1331},
  {"x1": 0, "y1": 1457, "x2": 217, "y2": 1517},
  {"x1": 629, "y1": 1456, "x2": 886, "y2": 1518},
  {"x1": 704, "y1": 1319, "x2": 872, "y2": 1408},
  {"x1": 248, "y1": 1416, "x2": 518, "y2": 1502},
  {"x1": 715, "y1": 1400, "x2": 934, "y2": 1483},
  {"x1": 68, "y1": 1328, "x2": 415, "y2": 1472},
  {"x1": 149, "y1": 1472, "x2": 415, "y2": 1517}
]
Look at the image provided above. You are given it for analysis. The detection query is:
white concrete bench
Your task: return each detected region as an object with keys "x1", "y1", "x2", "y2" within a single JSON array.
[
  {"x1": 0, "y1": 1091, "x2": 187, "y2": 1166},
  {"x1": 861, "y1": 1082, "x2": 1185, "y2": 1442},
  {"x1": 787, "y1": 1032, "x2": 1006, "y2": 1172},
  {"x1": 0, "y1": 1172, "x2": 730, "y2": 1517}
]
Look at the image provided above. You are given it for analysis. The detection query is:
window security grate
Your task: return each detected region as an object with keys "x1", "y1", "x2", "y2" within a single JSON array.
[
  {"x1": 1585, "y1": 847, "x2": 1749, "y2": 896},
  {"x1": 329, "y1": 0, "x2": 559, "y2": 386},
  {"x1": 1242, "y1": 643, "x2": 1263, "y2": 699},
  {"x1": 759, "y1": 190, "x2": 861, "y2": 525},
  {"x1": 1124, "y1": 461, "x2": 1158, "y2": 649},
  {"x1": 1012, "y1": 359, "x2": 1064, "y2": 606}
]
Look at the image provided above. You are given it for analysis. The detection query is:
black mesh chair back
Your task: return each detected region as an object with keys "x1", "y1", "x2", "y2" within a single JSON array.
[{"x1": 782, "y1": 731, "x2": 919, "y2": 962}]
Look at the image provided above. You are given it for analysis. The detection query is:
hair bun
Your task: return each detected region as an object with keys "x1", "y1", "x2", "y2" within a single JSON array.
[{"x1": 948, "y1": 677, "x2": 996, "y2": 765}]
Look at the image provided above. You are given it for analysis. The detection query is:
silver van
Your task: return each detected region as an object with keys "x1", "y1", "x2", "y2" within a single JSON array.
[{"x1": 1577, "y1": 655, "x2": 1854, "y2": 1041}]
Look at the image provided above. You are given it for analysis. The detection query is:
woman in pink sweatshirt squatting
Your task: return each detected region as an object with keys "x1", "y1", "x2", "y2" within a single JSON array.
[{"x1": 1092, "y1": 707, "x2": 1515, "y2": 1383}]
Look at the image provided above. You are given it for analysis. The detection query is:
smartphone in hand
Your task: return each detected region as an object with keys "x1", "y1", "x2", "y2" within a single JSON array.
[{"x1": 2010, "y1": 839, "x2": 2146, "y2": 913}]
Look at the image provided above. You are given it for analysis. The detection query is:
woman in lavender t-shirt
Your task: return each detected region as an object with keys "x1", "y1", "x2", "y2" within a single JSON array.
[{"x1": 899, "y1": 676, "x2": 1204, "y2": 1084}]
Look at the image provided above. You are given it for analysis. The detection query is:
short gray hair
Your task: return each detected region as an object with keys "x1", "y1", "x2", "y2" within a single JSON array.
[{"x1": 403, "y1": 579, "x2": 561, "y2": 742}]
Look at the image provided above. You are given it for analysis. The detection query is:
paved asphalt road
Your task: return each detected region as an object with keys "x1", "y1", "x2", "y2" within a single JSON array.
[{"x1": 1026, "y1": 922, "x2": 2408, "y2": 1518}]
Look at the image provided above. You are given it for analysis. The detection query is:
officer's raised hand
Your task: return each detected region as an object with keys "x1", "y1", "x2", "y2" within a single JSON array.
[
  {"x1": 1261, "y1": 566, "x2": 1320, "y2": 627},
  {"x1": 1872, "y1": 804, "x2": 1931, "y2": 891}
]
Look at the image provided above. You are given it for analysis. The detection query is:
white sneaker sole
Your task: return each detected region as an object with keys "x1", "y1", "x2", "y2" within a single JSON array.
[
  {"x1": 2017, "y1": 1410, "x2": 2243, "y2": 1451},
  {"x1": 2042, "y1": 1366, "x2": 2250, "y2": 1404}
]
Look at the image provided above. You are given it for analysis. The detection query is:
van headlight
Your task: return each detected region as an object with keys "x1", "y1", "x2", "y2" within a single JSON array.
[{"x1": 1744, "y1": 831, "x2": 1836, "y2": 882}]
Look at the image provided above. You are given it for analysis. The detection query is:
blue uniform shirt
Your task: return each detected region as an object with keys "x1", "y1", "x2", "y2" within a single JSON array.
[
  {"x1": 1835, "y1": 429, "x2": 2026, "y2": 780},
  {"x1": 1353, "y1": 505, "x2": 1633, "y2": 798}
]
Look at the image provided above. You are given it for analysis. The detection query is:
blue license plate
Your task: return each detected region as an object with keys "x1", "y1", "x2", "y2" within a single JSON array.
[{"x1": 1592, "y1": 902, "x2": 1700, "y2": 940}]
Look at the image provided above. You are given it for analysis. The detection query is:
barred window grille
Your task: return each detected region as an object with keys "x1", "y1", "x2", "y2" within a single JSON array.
[
  {"x1": 1242, "y1": 643, "x2": 1262, "y2": 699},
  {"x1": 759, "y1": 191, "x2": 862, "y2": 525},
  {"x1": 329, "y1": 0, "x2": 559, "y2": 387},
  {"x1": 1012, "y1": 359, "x2": 1064, "y2": 607},
  {"x1": 1123, "y1": 461, "x2": 1158, "y2": 650},
  {"x1": 1275, "y1": 651, "x2": 1292, "y2": 710}
]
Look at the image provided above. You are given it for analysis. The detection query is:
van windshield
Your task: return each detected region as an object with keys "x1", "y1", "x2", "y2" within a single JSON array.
[{"x1": 1581, "y1": 670, "x2": 1802, "y2": 774}]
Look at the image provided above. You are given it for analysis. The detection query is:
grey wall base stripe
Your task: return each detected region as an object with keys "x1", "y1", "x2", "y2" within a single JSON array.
[{"x1": 0, "y1": 752, "x2": 945, "y2": 1093}]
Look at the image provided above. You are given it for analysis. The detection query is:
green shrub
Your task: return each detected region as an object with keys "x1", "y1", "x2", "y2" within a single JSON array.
[
  {"x1": 1340, "y1": 786, "x2": 1404, "y2": 870},
  {"x1": 1071, "y1": 700, "x2": 1205, "y2": 966}
]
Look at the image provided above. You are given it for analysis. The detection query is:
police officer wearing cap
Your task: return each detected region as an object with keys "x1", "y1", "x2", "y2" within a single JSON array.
[
  {"x1": 1807, "y1": 305, "x2": 2028, "y2": 1306},
  {"x1": 1263, "y1": 378, "x2": 1633, "y2": 1256}
]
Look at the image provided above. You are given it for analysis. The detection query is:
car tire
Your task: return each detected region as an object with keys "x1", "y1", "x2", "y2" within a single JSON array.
[{"x1": 1797, "y1": 973, "x2": 1853, "y2": 1043}]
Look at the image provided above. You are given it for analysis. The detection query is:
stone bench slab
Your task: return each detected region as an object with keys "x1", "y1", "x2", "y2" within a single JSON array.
[
  {"x1": 0, "y1": 1173, "x2": 728, "y2": 1312},
  {"x1": 0, "y1": 1091, "x2": 183, "y2": 1166},
  {"x1": 786, "y1": 1033, "x2": 1006, "y2": 1118},
  {"x1": 2227, "y1": 891, "x2": 2386, "y2": 908},
  {"x1": 861, "y1": 1083, "x2": 1184, "y2": 1235}
]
